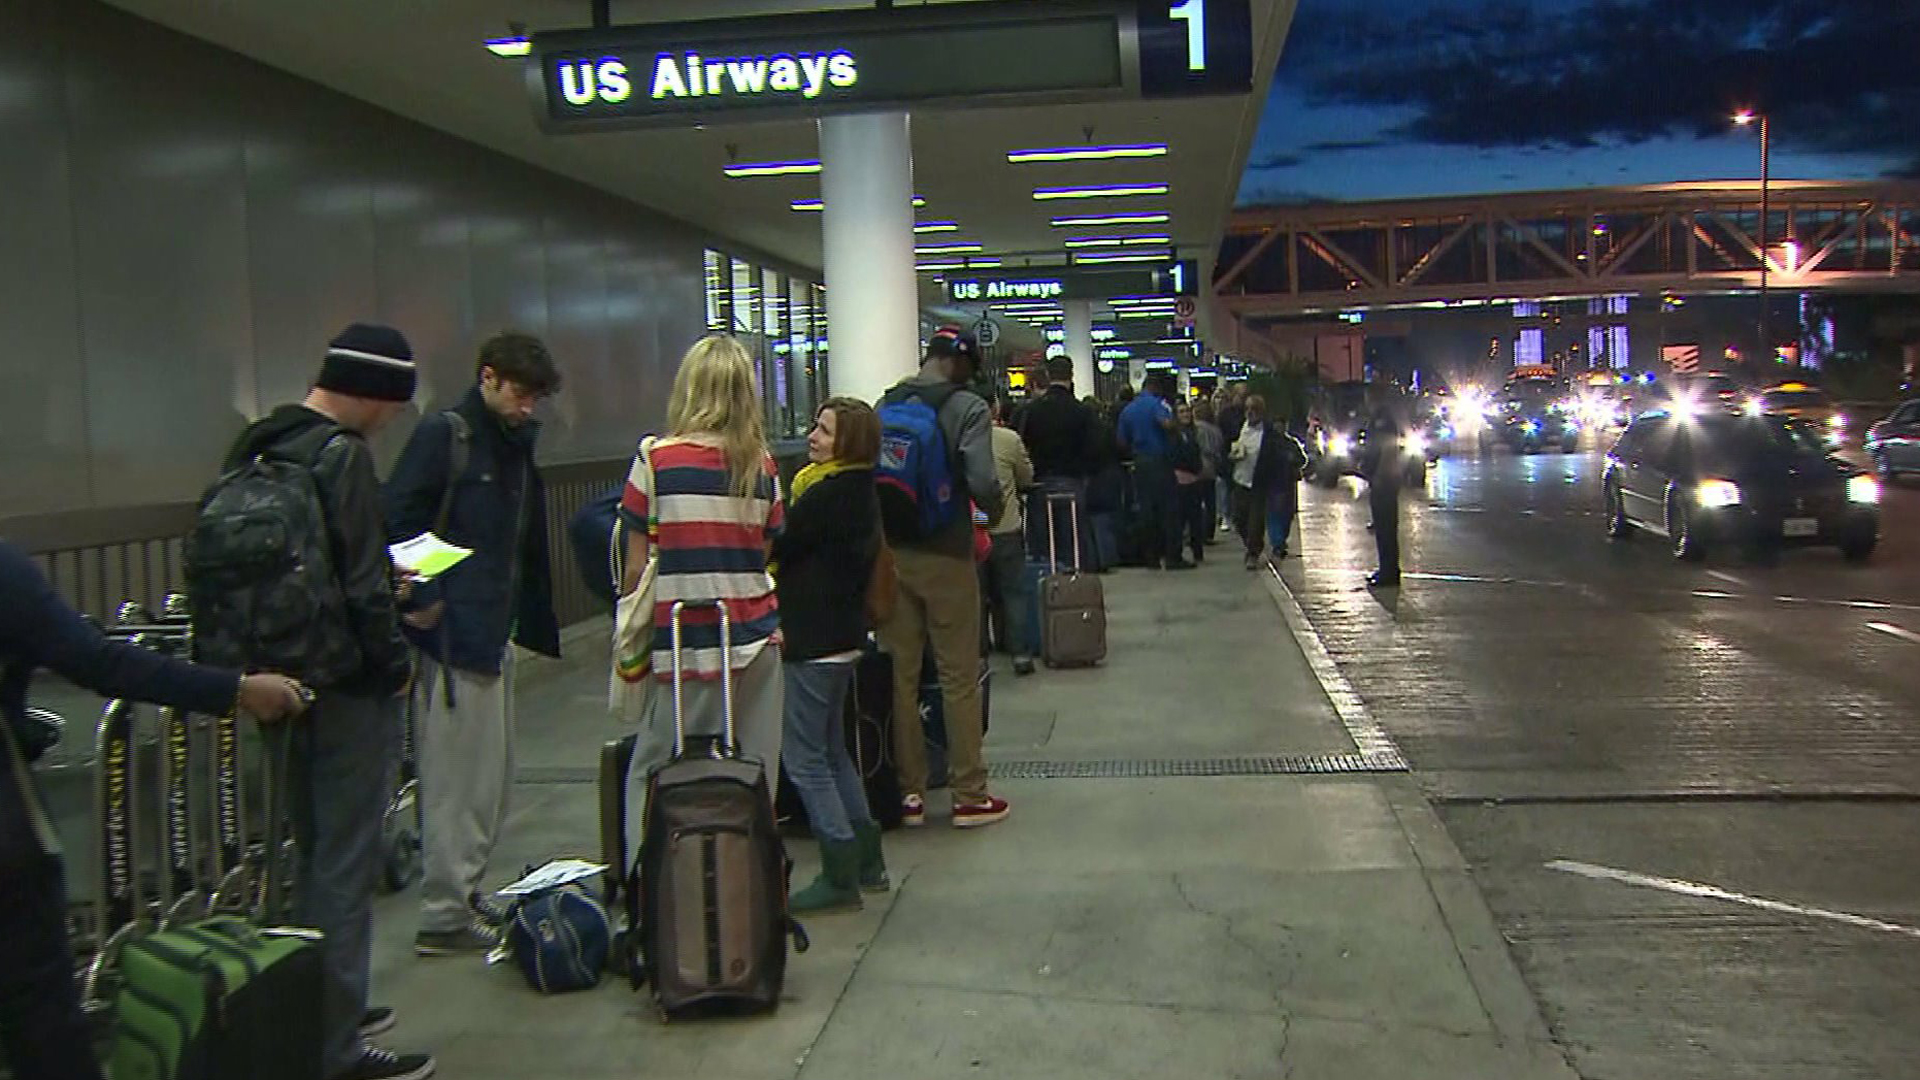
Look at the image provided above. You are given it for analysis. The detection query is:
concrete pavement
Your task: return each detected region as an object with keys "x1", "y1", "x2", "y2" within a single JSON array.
[{"x1": 366, "y1": 547, "x2": 1575, "y2": 1080}]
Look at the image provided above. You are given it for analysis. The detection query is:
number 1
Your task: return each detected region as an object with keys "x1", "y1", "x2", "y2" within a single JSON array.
[
  {"x1": 1170, "y1": 263, "x2": 1187, "y2": 293},
  {"x1": 1170, "y1": 0, "x2": 1206, "y2": 71}
]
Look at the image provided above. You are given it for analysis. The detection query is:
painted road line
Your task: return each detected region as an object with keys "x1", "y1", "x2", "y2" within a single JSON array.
[
  {"x1": 1260, "y1": 566, "x2": 1408, "y2": 770},
  {"x1": 1706, "y1": 570, "x2": 1747, "y2": 588},
  {"x1": 1865, "y1": 621, "x2": 1920, "y2": 645},
  {"x1": 1546, "y1": 859, "x2": 1920, "y2": 940}
]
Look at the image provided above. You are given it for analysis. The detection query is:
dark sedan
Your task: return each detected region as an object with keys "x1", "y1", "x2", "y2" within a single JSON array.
[{"x1": 1603, "y1": 409, "x2": 1879, "y2": 562}]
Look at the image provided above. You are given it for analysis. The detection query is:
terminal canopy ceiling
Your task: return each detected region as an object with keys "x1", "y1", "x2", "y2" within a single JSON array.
[{"x1": 106, "y1": 0, "x2": 1295, "y2": 319}]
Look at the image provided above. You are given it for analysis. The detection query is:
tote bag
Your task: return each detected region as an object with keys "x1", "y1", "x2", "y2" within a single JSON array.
[{"x1": 609, "y1": 437, "x2": 658, "y2": 720}]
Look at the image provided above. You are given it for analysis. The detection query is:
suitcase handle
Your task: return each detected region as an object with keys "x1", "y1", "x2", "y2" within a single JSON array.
[
  {"x1": 667, "y1": 599, "x2": 734, "y2": 757},
  {"x1": 1044, "y1": 491, "x2": 1083, "y2": 573}
]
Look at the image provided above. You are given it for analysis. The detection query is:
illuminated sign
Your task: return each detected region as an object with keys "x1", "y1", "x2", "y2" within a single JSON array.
[
  {"x1": 529, "y1": 1, "x2": 1254, "y2": 131},
  {"x1": 944, "y1": 261, "x2": 1195, "y2": 304}
]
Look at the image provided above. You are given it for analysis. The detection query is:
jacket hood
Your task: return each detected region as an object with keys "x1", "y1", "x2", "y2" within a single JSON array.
[{"x1": 225, "y1": 404, "x2": 339, "y2": 469}]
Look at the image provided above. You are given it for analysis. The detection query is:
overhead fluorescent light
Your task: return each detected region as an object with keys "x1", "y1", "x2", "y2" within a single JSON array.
[
  {"x1": 1051, "y1": 212, "x2": 1171, "y2": 227},
  {"x1": 1116, "y1": 309, "x2": 1176, "y2": 319},
  {"x1": 793, "y1": 196, "x2": 927, "y2": 211},
  {"x1": 1008, "y1": 143, "x2": 1168, "y2": 164},
  {"x1": 1033, "y1": 183, "x2": 1169, "y2": 201},
  {"x1": 1063, "y1": 235, "x2": 1173, "y2": 248},
  {"x1": 1109, "y1": 295, "x2": 1177, "y2": 305},
  {"x1": 484, "y1": 36, "x2": 531, "y2": 57},
  {"x1": 916, "y1": 260, "x2": 966, "y2": 272},
  {"x1": 968, "y1": 258, "x2": 1003, "y2": 268},
  {"x1": 724, "y1": 160, "x2": 822, "y2": 178},
  {"x1": 914, "y1": 221, "x2": 960, "y2": 233},
  {"x1": 1072, "y1": 250, "x2": 1173, "y2": 264},
  {"x1": 915, "y1": 243, "x2": 983, "y2": 255}
]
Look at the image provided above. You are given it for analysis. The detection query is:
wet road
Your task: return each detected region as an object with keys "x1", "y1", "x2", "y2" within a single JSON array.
[{"x1": 1280, "y1": 441, "x2": 1920, "y2": 1080}]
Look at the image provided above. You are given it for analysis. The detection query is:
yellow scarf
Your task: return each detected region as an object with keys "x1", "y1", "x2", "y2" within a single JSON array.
[
  {"x1": 772, "y1": 460, "x2": 868, "y2": 576},
  {"x1": 789, "y1": 459, "x2": 867, "y2": 504}
]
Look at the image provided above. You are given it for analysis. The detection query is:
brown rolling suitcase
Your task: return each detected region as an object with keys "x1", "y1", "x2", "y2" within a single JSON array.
[{"x1": 1040, "y1": 493, "x2": 1107, "y2": 668}]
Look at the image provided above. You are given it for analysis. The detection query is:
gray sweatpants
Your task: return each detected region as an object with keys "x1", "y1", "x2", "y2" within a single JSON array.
[
  {"x1": 287, "y1": 689, "x2": 401, "y2": 1077},
  {"x1": 622, "y1": 645, "x2": 783, "y2": 868},
  {"x1": 417, "y1": 651, "x2": 515, "y2": 934}
]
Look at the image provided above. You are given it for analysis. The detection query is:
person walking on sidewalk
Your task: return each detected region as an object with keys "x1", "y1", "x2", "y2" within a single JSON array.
[
  {"x1": 773, "y1": 398, "x2": 892, "y2": 913},
  {"x1": 876, "y1": 327, "x2": 1010, "y2": 829},
  {"x1": 985, "y1": 397, "x2": 1037, "y2": 675},
  {"x1": 0, "y1": 543, "x2": 310, "y2": 1080},
  {"x1": 619, "y1": 335, "x2": 786, "y2": 856},
  {"x1": 1228, "y1": 394, "x2": 1306, "y2": 569},
  {"x1": 385, "y1": 332, "x2": 562, "y2": 956},
  {"x1": 1118, "y1": 374, "x2": 1193, "y2": 570},
  {"x1": 1192, "y1": 399, "x2": 1226, "y2": 545},
  {"x1": 222, "y1": 323, "x2": 433, "y2": 1080}
]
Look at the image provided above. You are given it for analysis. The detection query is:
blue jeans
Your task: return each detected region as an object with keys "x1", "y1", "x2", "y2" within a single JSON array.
[
  {"x1": 1267, "y1": 494, "x2": 1296, "y2": 553},
  {"x1": 289, "y1": 690, "x2": 401, "y2": 1075},
  {"x1": 781, "y1": 661, "x2": 872, "y2": 844}
]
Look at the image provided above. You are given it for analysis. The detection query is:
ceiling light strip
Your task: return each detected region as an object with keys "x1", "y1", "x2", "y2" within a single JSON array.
[
  {"x1": 1008, "y1": 143, "x2": 1168, "y2": 163},
  {"x1": 724, "y1": 159, "x2": 823, "y2": 178},
  {"x1": 915, "y1": 243, "x2": 983, "y2": 254},
  {"x1": 914, "y1": 221, "x2": 960, "y2": 233},
  {"x1": 794, "y1": 196, "x2": 927, "y2": 211},
  {"x1": 1062, "y1": 235, "x2": 1174, "y2": 248},
  {"x1": 484, "y1": 37, "x2": 532, "y2": 57},
  {"x1": 1071, "y1": 250, "x2": 1174, "y2": 264},
  {"x1": 1032, "y1": 183, "x2": 1169, "y2": 201},
  {"x1": 1051, "y1": 212, "x2": 1171, "y2": 226}
]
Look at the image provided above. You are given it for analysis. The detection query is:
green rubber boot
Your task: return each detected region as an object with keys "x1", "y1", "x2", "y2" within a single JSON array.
[
  {"x1": 853, "y1": 819, "x2": 891, "y2": 894},
  {"x1": 789, "y1": 838, "x2": 863, "y2": 915}
]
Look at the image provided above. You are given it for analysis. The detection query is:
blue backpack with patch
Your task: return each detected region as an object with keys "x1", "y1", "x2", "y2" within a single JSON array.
[{"x1": 876, "y1": 382, "x2": 963, "y2": 542}]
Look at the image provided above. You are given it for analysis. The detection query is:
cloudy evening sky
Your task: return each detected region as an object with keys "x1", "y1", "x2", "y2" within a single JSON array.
[{"x1": 1236, "y1": 0, "x2": 1920, "y2": 207}]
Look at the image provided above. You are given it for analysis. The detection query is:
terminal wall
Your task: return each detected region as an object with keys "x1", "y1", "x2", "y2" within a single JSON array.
[{"x1": 0, "y1": 0, "x2": 745, "y2": 518}]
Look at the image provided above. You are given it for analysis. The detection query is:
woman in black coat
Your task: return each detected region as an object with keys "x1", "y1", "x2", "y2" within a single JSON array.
[{"x1": 771, "y1": 397, "x2": 890, "y2": 916}]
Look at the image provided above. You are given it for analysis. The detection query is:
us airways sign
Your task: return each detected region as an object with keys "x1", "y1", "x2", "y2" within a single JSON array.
[{"x1": 528, "y1": 1, "x2": 1251, "y2": 132}]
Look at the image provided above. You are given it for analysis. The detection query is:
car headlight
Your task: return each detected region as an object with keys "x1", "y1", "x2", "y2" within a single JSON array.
[
  {"x1": 1743, "y1": 397, "x2": 1765, "y2": 417},
  {"x1": 1848, "y1": 475, "x2": 1880, "y2": 504},
  {"x1": 1521, "y1": 419, "x2": 1541, "y2": 435},
  {"x1": 1696, "y1": 479, "x2": 1742, "y2": 508},
  {"x1": 1405, "y1": 433, "x2": 1428, "y2": 456},
  {"x1": 1828, "y1": 413, "x2": 1846, "y2": 430},
  {"x1": 1328, "y1": 434, "x2": 1352, "y2": 458}
]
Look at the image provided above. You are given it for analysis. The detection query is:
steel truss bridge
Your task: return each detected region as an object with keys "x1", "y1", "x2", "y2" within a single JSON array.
[{"x1": 1213, "y1": 181, "x2": 1920, "y2": 320}]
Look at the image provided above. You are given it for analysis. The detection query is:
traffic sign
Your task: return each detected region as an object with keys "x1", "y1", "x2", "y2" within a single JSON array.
[{"x1": 972, "y1": 318, "x2": 1000, "y2": 348}]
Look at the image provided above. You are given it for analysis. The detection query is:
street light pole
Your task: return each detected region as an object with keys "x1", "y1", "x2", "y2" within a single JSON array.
[{"x1": 1735, "y1": 109, "x2": 1771, "y2": 364}]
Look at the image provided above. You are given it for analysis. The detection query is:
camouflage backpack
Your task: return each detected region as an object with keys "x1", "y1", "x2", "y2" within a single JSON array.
[{"x1": 186, "y1": 425, "x2": 361, "y2": 687}]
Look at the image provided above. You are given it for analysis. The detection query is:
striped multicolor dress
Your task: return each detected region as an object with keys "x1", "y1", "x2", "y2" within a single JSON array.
[{"x1": 618, "y1": 436, "x2": 784, "y2": 681}]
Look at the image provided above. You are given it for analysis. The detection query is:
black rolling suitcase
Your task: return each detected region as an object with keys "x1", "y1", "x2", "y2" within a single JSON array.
[{"x1": 628, "y1": 600, "x2": 807, "y2": 1019}]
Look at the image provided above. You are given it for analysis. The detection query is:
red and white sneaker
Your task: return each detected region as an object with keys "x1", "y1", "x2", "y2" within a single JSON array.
[
  {"x1": 901, "y1": 793, "x2": 926, "y2": 827},
  {"x1": 952, "y1": 795, "x2": 1011, "y2": 829}
]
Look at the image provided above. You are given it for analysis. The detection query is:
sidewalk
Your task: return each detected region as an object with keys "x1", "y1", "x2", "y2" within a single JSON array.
[{"x1": 368, "y1": 547, "x2": 1576, "y2": 1080}]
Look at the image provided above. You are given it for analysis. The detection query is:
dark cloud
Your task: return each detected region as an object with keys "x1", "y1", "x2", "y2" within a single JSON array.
[
  {"x1": 1247, "y1": 152, "x2": 1306, "y2": 171},
  {"x1": 1278, "y1": 0, "x2": 1920, "y2": 165},
  {"x1": 1302, "y1": 139, "x2": 1390, "y2": 153}
]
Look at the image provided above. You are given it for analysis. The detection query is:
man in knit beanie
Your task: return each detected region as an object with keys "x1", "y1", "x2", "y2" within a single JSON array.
[{"x1": 221, "y1": 323, "x2": 435, "y2": 1080}]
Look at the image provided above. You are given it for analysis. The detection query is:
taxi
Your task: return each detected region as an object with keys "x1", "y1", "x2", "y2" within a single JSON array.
[{"x1": 1747, "y1": 382, "x2": 1846, "y2": 445}]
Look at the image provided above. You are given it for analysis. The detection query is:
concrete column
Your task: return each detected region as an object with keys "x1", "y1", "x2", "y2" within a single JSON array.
[
  {"x1": 819, "y1": 112, "x2": 917, "y2": 404},
  {"x1": 1063, "y1": 300, "x2": 1096, "y2": 396}
]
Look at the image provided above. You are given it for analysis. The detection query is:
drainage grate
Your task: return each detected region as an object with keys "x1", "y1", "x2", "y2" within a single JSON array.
[
  {"x1": 988, "y1": 753, "x2": 1406, "y2": 778},
  {"x1": 518, "y1": 754, "x2": 1406, "y2": 786}
]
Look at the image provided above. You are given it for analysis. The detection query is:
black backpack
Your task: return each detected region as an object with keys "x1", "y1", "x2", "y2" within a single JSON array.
[{"x1": 186, "y1": 425, "x2": 361, "y2": 686}]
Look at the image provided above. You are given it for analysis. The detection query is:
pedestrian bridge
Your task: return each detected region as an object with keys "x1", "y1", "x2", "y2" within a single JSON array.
[{"x1": 1213, "y1": 180, "x2": 1920, "y2": 318}]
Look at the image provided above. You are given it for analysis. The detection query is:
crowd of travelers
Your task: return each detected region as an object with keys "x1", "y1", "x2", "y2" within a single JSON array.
[{"x1": 1, "y1": 317, "x2": 1417, "y2": 1080}]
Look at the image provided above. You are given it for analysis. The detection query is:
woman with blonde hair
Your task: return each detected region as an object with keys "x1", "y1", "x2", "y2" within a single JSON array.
[
  {"x1": 772, "y1": 397, "x2": 891, "y2": 913},
  {"x1": 617, "y1": 334, "x2": 785, "y2": 856}
]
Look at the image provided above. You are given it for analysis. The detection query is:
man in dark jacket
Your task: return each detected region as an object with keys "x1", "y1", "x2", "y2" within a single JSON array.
[
  {"x1": 384, "y1": 332, "x2": 561, "y2": 957},
  {"x1": 876, "y1": 328, "x2": 1010, "y2": 830},
  {"x1": 1019, "y1": 356, "x2": 1101, "y2": 570},
  {"x1": 1, "y1": 541, "x2": 308, "y2": 1080},
  {"x1": 223, "y1": 323, "x2": 432, "y2": 1080},
  {"x1": 1361, "y1": 391, "x2": 1407, "y2": 588}
]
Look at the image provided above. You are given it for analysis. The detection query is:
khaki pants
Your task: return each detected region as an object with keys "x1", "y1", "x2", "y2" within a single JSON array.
[{"x1": 879, "y1": 545, "x2": 990, "y2": 804}]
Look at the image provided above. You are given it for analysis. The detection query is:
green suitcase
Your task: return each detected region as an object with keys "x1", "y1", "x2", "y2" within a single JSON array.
[{"x1": 110, "y1": 916, "x2": 324, "y2": 1080}]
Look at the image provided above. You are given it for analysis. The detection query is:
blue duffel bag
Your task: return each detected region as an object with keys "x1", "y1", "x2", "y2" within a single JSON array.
[{"x1": 504, "y1": 886, "x2": 614, "y2": 994}]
